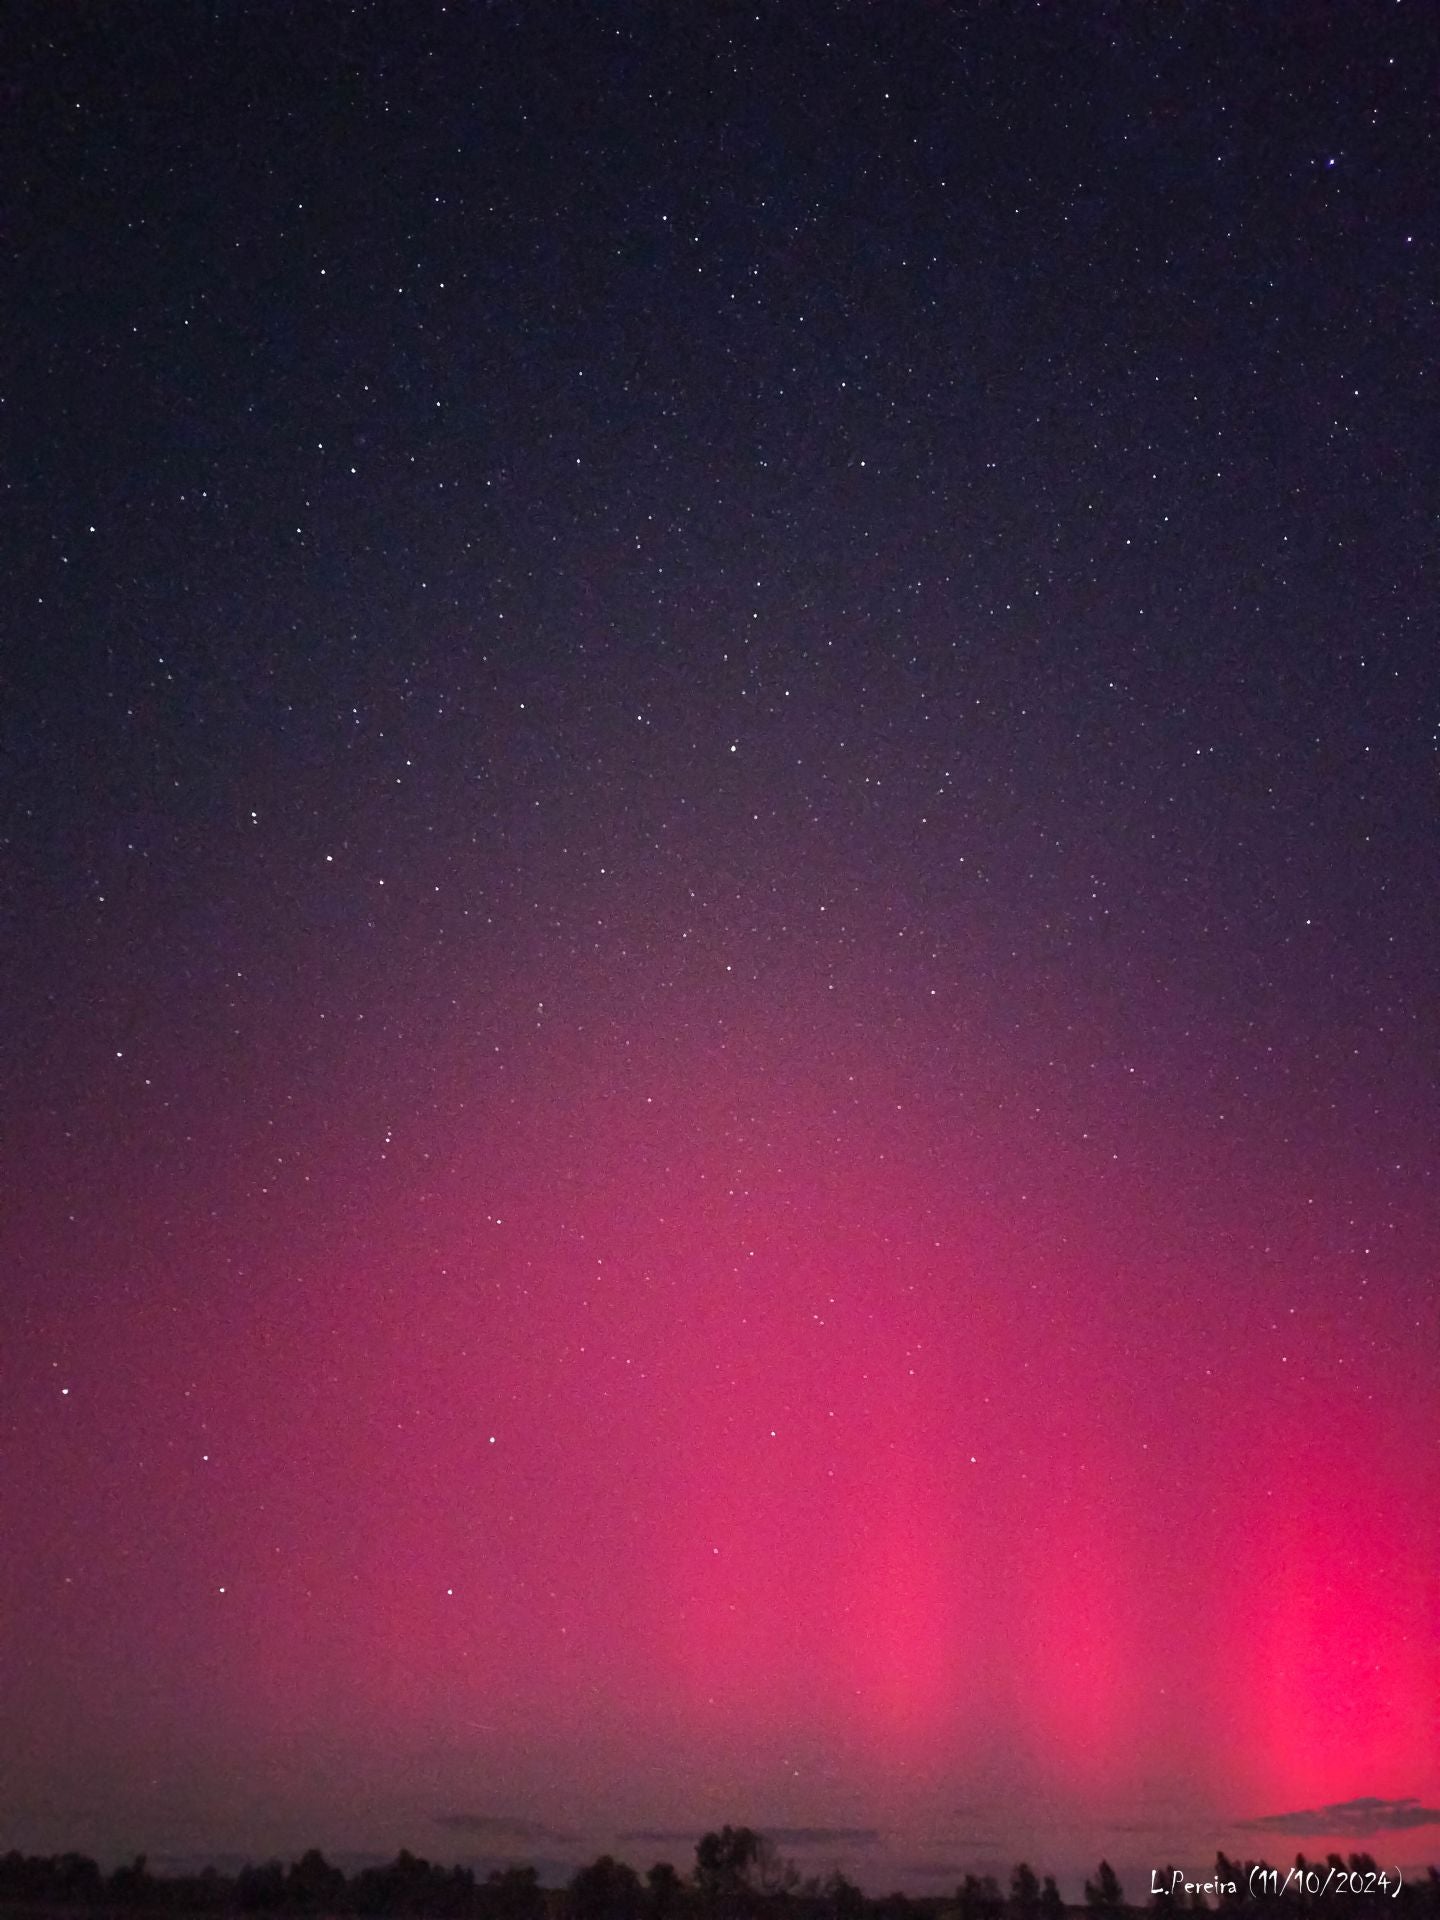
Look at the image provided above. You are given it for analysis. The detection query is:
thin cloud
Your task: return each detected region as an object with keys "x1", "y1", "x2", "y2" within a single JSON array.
[
  {"x1": 619, "y1": 1827, "x2": 881, "y2": 1855},
  {"x1": 1236, "y1": 1798, "x2": 1440, "y2": 1838},
  {"x1": 435, "y1": 1814, "x2": 578, "y2": 1846},
  {"x1": 764, "y1": 1830, "x2": 882, "y2": 1851},
  {"x1": 618, "y1": 1826, "x2": 882, "y2": 1859}
]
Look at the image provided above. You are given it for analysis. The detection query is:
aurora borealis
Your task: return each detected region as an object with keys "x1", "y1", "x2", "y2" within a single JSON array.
[{"x1": 3, "y1": 0, "x2": 1436, "y2": 1898}]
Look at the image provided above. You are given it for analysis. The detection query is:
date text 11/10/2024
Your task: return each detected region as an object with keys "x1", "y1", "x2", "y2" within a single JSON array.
[{"x1": 1150, "y1": 1868, "x2": 1404, "y2": 1901}]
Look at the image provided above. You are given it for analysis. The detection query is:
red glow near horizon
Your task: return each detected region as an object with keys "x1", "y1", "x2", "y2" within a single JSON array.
[{"x1": 7, "y1": 991, "x2": 1433, "y2": 1889}]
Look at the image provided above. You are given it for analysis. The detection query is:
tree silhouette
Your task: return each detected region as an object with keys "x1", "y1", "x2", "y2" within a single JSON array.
[
  {"x1": 572, "y1": 1858, "x2": 645, "y2": 1920},
  {"x1": 110, "y1": 1859, "x2": 157, "y2": 1910},
  {"x1": 482, "y1": 1866, "x2": 545, "y2": 1920},
  {"x1": 288, "y1": 1851, "x2": 348, "y2": 1913},
  {"x1": 5, "y1": 1835, "x2": 1439, "y2": 1920},
  {"x1": 238, "y1": 1863, "x2": 287, "y2": 1913},
  {"x1": 1212, "y1": 1856, "x2": 1244, "y2": 1914},
  {"x1": 1010, "y1": 1865, "x2": 1041, "y2": 1920},
  {"x1": 1151, "y1": 1869, "x2": 1183, "y2": 1911},
  {"x1": 0, "y1": 1853, "x2": 103, "y2": 1907},
  {"x1": 1084, "y1": 1863, "x2": 1123, "y2": 1915},
  {"x1": 647, "y1": 1864, "x2": 683, "y2": 1920},
  {"x1": 752, "y1": 1839, "x2": 799, "y2": 1899},
  {"x1": 958, "y1": 1876, "x2": 1005, "y2": 1920},
  {"x1": 696, "y1": 1829, "x2": 763, "y2": 1904},
  {"x1": 824, "y1": 1873, "x2": 867, "y2": 1920}
]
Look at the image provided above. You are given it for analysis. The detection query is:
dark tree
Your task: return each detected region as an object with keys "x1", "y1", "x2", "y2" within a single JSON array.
[
  {"x1": 572, "y1": 1857, "x2": 645, "y2": 1920},
  {"x1": 695, "y1": 1830, "x2": 763, "y2": 1903},
  {"x1": 483, "y1": 1864, "x2": 545, "y2": 1920},
  {"x1": 176, "y1": 1865, "x2": 232, "y2": 1914},
  {"x1": 1011, "y1": 1865, "x2": 1042, "y2": 1920},
  {"x1": 1287, "y1": 1857, "x2": 1312, "y2": 1918},
  {"x1": 752, "y1": 1839, "x2": 799, "y2": 1899},
  {"x1": 59, "y1": 1854, "x2": 106, "y2": 1906},
  {"x1": 1212, "y1": 1857, "x2": 1245, "y2": 1915},
  {"x1": 1, "y1": 1853, "x2": 105, "y2": 1907},
  {"x1": 959, "y1": 1876, "x2": 1005, "y2": 1920},
  {"x1": 1153, "y1": 1870, "x2": 1183, "y2": 1911},
  {"x1": 111, "y1": 1857, "x2": 158, "y2": 1910},
  {"x1": 1040, "y1": 1876, "x2": 1066, "y2": 1920},
  {"x1": 824, "y1": 1872, "x2": 867, "y2": 1920},
  {"x1": 1084, "y1": 1864, "x2": 1123, "y2": 1916},
  {"x1": 359, "y1": 1852, "x2": 434, "y2": 1917},
  {"x1": 238, "y1": 1863, "x2": 287, "y2": 1914},
  {"x1": 288, "y1": 1850, "x2": 348, "y2": 1913},
  {"x1": 647, "y1": 1864, "x2": 684, "y2": 1920}
]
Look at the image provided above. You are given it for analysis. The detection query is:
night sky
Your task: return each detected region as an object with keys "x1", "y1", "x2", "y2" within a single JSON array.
[{"x1": 3, "y1": 0, "x2": 1437, "y2": 1898}]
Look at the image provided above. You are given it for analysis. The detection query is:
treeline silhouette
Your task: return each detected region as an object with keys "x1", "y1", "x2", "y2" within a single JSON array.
[{"x1": 2, "y1": 1832, "x2": 1437, "y2": 1920}]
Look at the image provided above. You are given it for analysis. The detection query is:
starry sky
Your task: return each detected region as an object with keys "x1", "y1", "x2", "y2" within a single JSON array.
[{"x1": 3, "y1": 0, "x2": 1437, "y2": 1899}]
